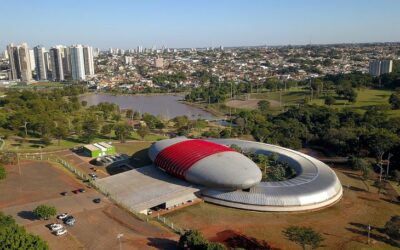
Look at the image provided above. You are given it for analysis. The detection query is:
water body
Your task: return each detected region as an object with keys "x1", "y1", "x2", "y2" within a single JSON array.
[{"x1": 79, "y1": 93, "x2": 215, "y2": 120}]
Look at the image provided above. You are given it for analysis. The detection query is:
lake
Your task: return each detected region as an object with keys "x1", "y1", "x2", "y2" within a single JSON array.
[{"x1": 79, "y1": 93, "x2": 215, "y2": 120}]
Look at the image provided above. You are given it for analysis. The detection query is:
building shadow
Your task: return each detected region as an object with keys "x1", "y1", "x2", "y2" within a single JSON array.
[
  {"x1": 146, "y1": 237, "x2": 178, "y2": 250},
  {"x1": 17, "y1": 210, "x2": 38, "y2": 221}
]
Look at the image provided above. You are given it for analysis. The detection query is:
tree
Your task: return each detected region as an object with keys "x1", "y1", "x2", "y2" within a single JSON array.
[
  {"x1": 324, "y1": 96, "x2": 336, "y2": 106},
  {"x1": 179, "y1": 230, "x2": 226, "y2": 250},
  {"x1": 179, "y1": 230, "x2": 207, "y2": 249},
  {"x1": 385, "y1": 215, "x2": 400, "y2": 241},
  {"x1": 257, "y1": 100, "x2": 270, "y2": 112},
  {"x1": 0, "y1": 212, "x2": 49, "y2": 250},
  {"x1": 114, "y1": 123, "x2": 132, "y2": 142},
  {"x1": 125, "y1": 109, "x2": 134, "y2": 119},
  {"x1": 80, "y1": 118, "x2": 99, "y2": 143},
  {"x1": 389, "y1": 92, "x2": 400, "y2": 109},
  {"x1": 137, "y1": 125, "x2": 150, "y2": 140},
  {"x1": 366, "y1": 129, "x2": 399, "y2": 182},
  {"x1": 283, "y1": 226, "x2": 324, "y2": 250},
  {"x1": 33, "y1": 205, "x2": 57, "y2": 220},
  {"x1": 53, "y1": 125, "x2": 68, "y2": 146},
  {"x1": 100, "y1": 124, "x2": 114, "y2": 139},
  {"x1": 257, "y1": 154, "x2": 268, "y2": 176},
  {"x1": 0, "y1": 165, "x2": 6, "y2": 180}
]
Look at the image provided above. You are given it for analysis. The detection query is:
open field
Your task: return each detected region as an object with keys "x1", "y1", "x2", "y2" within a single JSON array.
[
  {"x1": 165, "y1": 168, "x2": 400, "y2": 250},
  {"x1": 0, "y1": 160, "x2": 178, "y2": 250},
  {"x1": 222, "y1": 88, "x2": 400, "y2": 117},
  {"x1": 2, "y1": 133, "x2": 166, "y2": 153}
]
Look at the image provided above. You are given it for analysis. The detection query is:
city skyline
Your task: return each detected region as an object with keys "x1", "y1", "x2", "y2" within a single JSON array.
[{"x1": 1, "y1": 0, "x2": 400, "y2": 50}]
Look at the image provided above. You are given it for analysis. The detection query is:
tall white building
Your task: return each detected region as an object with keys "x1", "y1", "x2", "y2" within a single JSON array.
[
  {"x1": 83, "y1": 46, "x2": 95, "y2": 76},
  {"x1": 29, "y1": 49, "x2": 36, "y2": 72},
  {"x1": 369, "y1": 60, "x2": 393, "y2": 76},
  {"x1": 70, "y1": 45, "x2": 86, "y2": 81},
  {"x1": 7, "y1": 43, "x2": 32, "y2": 83},
  {"x1": 63, "y1": 47, "x2": 71, "y2": 77},
  {"x1": 18, "y1": 43, "x2": 32, "y2": 83},
  {"x1": 34, "y1": 45, "x2": 48, "y2": 80},
  {"x1": 381, "y1": 60, "x2": 393, "y2": 75},
  {"x1": 6, "y1": 43, "x2": 20, "y2": 80},
  {"x1": 49, "y1": 46, "x2": 64, "y2": 81}
]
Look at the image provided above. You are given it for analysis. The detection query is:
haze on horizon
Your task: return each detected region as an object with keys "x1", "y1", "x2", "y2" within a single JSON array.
[{"x1": 1, "y1": 0, "x2": 400, "y2": 50}]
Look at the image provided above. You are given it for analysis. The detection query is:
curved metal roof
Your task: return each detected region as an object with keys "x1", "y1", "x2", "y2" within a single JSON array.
[
  {"x1": 149, "y1": 137, "x2": 262, "y2": 189},
  {"x1": 201, "y1": 139, "x2": 343, "y2": 211}
]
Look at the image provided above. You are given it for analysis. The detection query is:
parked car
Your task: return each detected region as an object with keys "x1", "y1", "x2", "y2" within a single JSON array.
[
  {"x1": 93, "y1": 198, "x2": 101, "y2": 203},
  {"x1": 57, "y1": 213, "x2": 68, "y2": 220},
  {"x1": 89, "y1": 173, "x2": 97, "y2": 178},
  {"x1": 65, "y1": 217, "x2": 76, "y2": 226},
  {"x1": 78, "y1": 188, "x2": 85, "y2": 193},
  {"x1": 54, "y1": 228, "x2": 67, "y2": 236},
  {"x1": 60, "y1": 192, "x2": 68, "y2": 196},
  {"x1": 72, "y1": 190, "x2": 79, "y2": 194},
  {"x1": 49, "y1": 223, "x2": 63, "y2": 231}
]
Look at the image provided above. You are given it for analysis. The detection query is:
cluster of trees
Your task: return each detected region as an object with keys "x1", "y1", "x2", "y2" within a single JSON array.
[
  {"x1": 0, "y1": 86, "x2": 170, "y2": 145},
  {"x1": 172, "y1": 116, "x2": 208, "y2": 136},
  {"x1": 0, "y1": 212, "x2": 49, "y2": 250},
  {"x1": 206, "y1": 105, "x2": 400, "y2": 173},
  {"x1": 179, "y1": 230, "x2": 226, "y2": 250},
  {"x1": 230, "y1": 145, "x2": 296, "y2": 181}
]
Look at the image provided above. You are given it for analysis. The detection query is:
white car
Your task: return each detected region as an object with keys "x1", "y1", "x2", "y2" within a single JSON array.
[
  {"x1": 49, "y1": 223, "x2": 63, "y2": 231},
  {"x1": 54, "y1": 228, "x2": 67, "y2": 236},
  {"x1": 57, "y1": 213, "x2": 68, "y2": 220}
]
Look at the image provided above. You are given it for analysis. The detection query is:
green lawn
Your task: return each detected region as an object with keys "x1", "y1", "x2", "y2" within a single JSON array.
[
  {"x1": 3, "y1": 132, "x2": 167, "y2": 153},
  {"x1": 243, "y1": 88, "x2": 400, "y2": 117}
]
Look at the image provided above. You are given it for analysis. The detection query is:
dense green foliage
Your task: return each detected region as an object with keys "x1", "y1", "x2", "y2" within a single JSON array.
[
  {"x1": 179, "y1": 229, "x2": 226, "y2": 250},
  {"x1": 33, "y1": 205, "x2": 57, "y2": 220},
  {"x1": 0, "y1": 212, "x2": 49, "y2": 250},
  {"x1": 385, "y1": 216, "x2": 400, "y2": 241},
  {"x1": 283, "y1": 226, "x2": 324, "y2": 250},
  {"x1": 0, "y1": 165, "x2": 6, "y2": 180}
]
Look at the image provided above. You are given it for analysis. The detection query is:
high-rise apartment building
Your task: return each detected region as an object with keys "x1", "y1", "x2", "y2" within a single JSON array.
[
  {"x1": 7, "y1": 43, "x2": 32, "y2": 82},
  {"x1": 49, "y1": 46, "x2": 64, "y2": 81},
  {"x1": 34, "y1": 45, "x2": 48, "y2": 80},
  {"x1": 369, "y1": 60, "x2": 393, "y2": 76},
  {"x1": 6, "y1": 43, "x2": 21, "y2": 80},
  {"x1": 380, "y1": 60, "x2": 393, "y2": 75},
  {"x1": 83, "y1": 46, "x2": 95, "y2": 76},
  {"x1": 29, "y1": 49, "x2": 36, "y2": 72},
  {"x1": 70, "y1": 45, "x2": 86, "y2": 81},
  {"x1": 63, "y1": 47, "x2": 71, "y2": 77}
]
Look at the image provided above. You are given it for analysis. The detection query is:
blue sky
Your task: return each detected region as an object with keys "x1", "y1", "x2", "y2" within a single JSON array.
[{"x1": 1, "y1": 0, "x2": 399, "y2": 49}]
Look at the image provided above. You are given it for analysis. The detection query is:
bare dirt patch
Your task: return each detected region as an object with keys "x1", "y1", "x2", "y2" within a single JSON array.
[{"x1": 166, "y1": 169, "x2": 400, "y2": 250}]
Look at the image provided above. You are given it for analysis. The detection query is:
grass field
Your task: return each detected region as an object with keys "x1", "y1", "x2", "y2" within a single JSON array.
[
  {"x1": 225, "y1": 88, "x2": 400, "y2": 117},
  {"x1": 2, "y1": 132, "x2": 167, "y2": 153},
  {"x1": 165, "y1": 168, "x2": 400, "y2": 249}
]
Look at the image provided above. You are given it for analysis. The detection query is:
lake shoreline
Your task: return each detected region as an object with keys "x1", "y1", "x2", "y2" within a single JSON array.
[{"x1": 78, "y1": 93, "x2": 217, "y2": 120}]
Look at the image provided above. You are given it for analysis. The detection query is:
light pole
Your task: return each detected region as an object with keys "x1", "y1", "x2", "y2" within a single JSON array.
[
  {"x1": 117, "y1": 233, "x2": 123, "y2": 250},
  {"x1": 367, "y1": 224, "x2": 371, "y2": 244}
]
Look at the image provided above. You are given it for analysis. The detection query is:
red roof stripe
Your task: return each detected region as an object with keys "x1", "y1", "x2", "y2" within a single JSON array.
[{"x1": 154, "y1": 139, "x2": 234, "y2": 179}]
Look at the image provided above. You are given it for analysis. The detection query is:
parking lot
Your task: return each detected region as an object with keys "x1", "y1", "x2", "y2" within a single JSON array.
[{"x1": 0, "y1": 160, "x2": 178, "y2": 250}]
